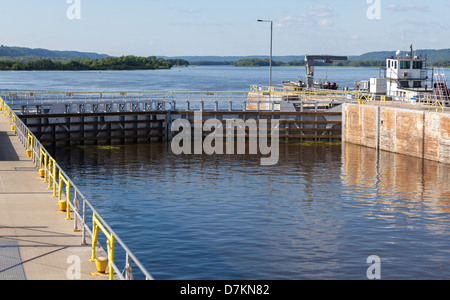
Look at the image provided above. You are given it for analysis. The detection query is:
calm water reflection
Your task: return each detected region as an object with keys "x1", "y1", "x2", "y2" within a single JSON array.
[{"x1": 51, "y1": 141, "x2": 450, "y2": 280}]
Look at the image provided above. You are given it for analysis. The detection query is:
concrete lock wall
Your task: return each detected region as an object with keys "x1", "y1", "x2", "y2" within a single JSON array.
[{"x1": 343, "y1": 103, "x2": 450, "y2": 164}]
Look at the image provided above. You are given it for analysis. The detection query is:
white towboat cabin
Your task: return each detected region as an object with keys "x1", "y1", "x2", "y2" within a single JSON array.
[{"x1": 385, "y1": 48, "x2": 431, "y2": 100}]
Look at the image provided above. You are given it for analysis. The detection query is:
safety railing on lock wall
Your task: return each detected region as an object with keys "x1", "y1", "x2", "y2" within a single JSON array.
[
  {"x1": 353, "y1": 91, "x2": 442, "y2": 112},
  {"x1": 0, "y1": 96, "x2": 154, "y2": 281},
  {"x1": 5, "y1": 89, "x2": 356, "y2": 115}
]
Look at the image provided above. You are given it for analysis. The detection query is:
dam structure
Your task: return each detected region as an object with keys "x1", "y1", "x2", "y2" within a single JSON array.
[{"x1": 5, "y1": 90, "x2": 344, "y2": 147}]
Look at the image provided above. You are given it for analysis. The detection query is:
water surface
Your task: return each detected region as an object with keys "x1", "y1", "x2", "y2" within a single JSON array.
[
  {"x1": 52, "y1": 142, "x2": 450, "y2": 280},
  {"x1": 2, "y1": 66, "x2": 450, "y2": 279}
]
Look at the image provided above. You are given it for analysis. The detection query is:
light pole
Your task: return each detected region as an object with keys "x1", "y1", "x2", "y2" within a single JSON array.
[{"x1": 257, "y1": 19, "x2": 273, "y2": 87}]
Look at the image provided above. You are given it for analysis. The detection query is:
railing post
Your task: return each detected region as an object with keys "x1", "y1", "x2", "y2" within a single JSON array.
[
  {"x1": 125, "y1": 253, "x2": 134, "y2": 280},
  {"x1": 81, "y1": 200, "x2": 87, "y2": 245},
  {"x1": 108, "y1": 235, "x2": 115, "y2": 281},
  {"x1": 66, "y1": 182, "x2": 71, "y2": 220},
  {"x1": 73, "y1": 193, "x2": 80, "y2": 232},
  {"x1": 91, "y1": 214, "x2": 99, "y2": 262}
]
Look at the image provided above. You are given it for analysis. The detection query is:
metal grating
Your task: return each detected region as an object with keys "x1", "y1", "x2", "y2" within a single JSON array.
[
  {"x1": 15, "y1": 167, "x2": 37, "y2": 172},
  {"x1": 0, "y1": 238, "x2": 26, "y2": 280}
]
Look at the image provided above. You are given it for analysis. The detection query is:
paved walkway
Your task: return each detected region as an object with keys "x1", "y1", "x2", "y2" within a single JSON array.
[{"x1": 0, "y1": 116, "x2": 107, "y2": 280}]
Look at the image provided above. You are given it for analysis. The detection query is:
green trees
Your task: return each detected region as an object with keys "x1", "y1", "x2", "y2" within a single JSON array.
[
  {"x1": 234, "y1": 58, "x2": 284, "y2": 67},
  {"x1": 0, "y1": 56, "x2": 189, "y2": 71}
]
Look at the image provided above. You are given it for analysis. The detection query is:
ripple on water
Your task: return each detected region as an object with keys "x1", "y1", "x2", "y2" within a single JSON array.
[{"x1": 53, "y1": 143, "x2": 450, "y2": 280}]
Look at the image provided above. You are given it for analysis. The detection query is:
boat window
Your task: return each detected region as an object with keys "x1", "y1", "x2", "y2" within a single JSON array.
[
  {"x1": 413, "y1": 61, "x2": 423, "y2": 69},
  {"x1": 400, "y1": 61, "x2": 410, "y2": 69}
]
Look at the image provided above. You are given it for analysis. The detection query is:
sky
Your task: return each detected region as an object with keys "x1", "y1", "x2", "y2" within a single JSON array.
[{"x1": 0, "y1": 0, "x2": 449, "y2": 57}]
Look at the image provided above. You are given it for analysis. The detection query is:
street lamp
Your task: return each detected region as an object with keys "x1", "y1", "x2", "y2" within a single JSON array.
[{"x1": 257, "y1": 19, "x2": 273, "y2": 87}]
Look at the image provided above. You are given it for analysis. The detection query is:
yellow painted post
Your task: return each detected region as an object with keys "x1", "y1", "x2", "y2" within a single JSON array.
[
  {"x1": 11, "y1": 114, "x2": 15, "y2": 132},
  {"x1": 47, "y1": 159, "x2": 52, "y2": 189},
  {"x1": 53, "y1": 163, "x2": 57, "y2": 197},
  {"x1": 47, "y1": 159, "x2": 57, "y2": 198},
  {"x1": 58, "y1": 171, "x2": 63, "y2": 202},
  {"x1": 108, "y1": 235, "x2": 115, "y2": 280},
  {"x1": 91, "y1": 214, "x2": 99, "y2": 262},
  {"x1": 44, "y1": 152, "x2": 48, "y2": 180},
  {"x1": 47, "y1": 158, "x2": 55, "y2": 191},
  {"x1": 39, "y1": 148, "x2": 47, "y2": 178},
  {"x1": 381, "y1": 95, "x2": 386, "y2": 106},
  {"x1": 26, "y1": 133, "x2": 33, "y2": 159},
  {"x1": 66, "y1": 182, "x2": 71, "y2": 220}
]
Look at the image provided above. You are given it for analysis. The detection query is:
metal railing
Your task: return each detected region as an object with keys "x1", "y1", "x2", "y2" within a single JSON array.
[
  {"x1": 5, "y1": 88, "x2": 447, "y2": 116},
  {"x1": 0, "y1": 96, "x2": 154, "y2": 280},
  {"x1": 3, "y1": 89, "x2": 359, "y2": 115},
  {"x1": 352, "y1": 91, "x2": 449, "y2": 113}
]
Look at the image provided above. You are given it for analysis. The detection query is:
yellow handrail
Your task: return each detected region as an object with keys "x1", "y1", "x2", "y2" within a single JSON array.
[
  {"x1": 39, "y1": 148, "x2": 48, "y2": 178},
  {"x1": 0, "y1": 95, "x2": 153, "y2": 280},
  {"x1": 47, "y1": 157, "x2": 57, "y2": 197},
  {"x1": 26, "y1": 132, "x2": 33, "y2": 159},
  {"x1": 58, "y1": 170, "x2": 71, "y2": 220},
  {"x1": 91, "y1": 213, "x2": 115, "y2": 280}
]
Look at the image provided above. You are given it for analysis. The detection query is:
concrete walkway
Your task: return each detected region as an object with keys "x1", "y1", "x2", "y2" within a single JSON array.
[{"x1": 0, "y1": 116, "x2": 107, "y2": 280}]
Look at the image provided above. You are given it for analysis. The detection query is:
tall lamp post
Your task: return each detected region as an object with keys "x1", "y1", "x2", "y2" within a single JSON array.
[{"x1": 257, "y1": 19, "x2": 273, "y2": 87}]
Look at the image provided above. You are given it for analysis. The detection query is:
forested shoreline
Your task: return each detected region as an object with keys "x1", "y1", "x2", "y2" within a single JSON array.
[{"x1": 0, "y1": 56, "x2": 189, "y2": 71}]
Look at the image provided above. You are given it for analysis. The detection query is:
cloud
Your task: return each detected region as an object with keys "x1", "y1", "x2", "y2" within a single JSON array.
[
  {"x1": 308, "y1": 5, "x2": 335, "y2": 18},
  {"x1": 387, "y1": 4, "x2": 428, "y2": 12},
  {"x1": 181, "y1": 8, "x2": 203, "y2": 14},
  {"x1": 277, "y1": 5, "x2": 335, "y2": 28},
  {"x1": 318, "y1": 19, "x2": 332, "y2": 26}
]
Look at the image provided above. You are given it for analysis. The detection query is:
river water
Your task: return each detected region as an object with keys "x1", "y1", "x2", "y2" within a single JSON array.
[{"x1": 1, "y1": 66, "x2": 450, "y2": 280}]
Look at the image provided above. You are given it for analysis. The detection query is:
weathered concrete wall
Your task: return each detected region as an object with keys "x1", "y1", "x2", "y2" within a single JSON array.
[{"x1": 343, "y1": 103, "x2": 450, "y2": 164}]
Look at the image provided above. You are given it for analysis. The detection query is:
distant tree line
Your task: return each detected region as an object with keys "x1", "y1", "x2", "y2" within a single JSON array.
[
  {"x1": 192, "y1": 57, "x2": 450, "y2": 68},
  {"x1": 192, "y1": 58, "x2": 304, "y2": 67},
  {"x1": 232, "y1": 58, "x2": 387, "y2": 68},
  {"x1": 0, "y1": 56, "x2": 189, "y2": 71},
  {"x1": 430, "y1": 61, "x2": 450, "y2": 68}
]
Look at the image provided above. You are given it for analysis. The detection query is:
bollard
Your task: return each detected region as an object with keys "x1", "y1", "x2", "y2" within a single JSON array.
[
  {"x1": 58, "y1": 200, "x2": 67, "y2": 212},
  {"x1": 39, "y1": 169, "x2": 46, "y2": 178},
  {"x1": 95, "y1": 257, "x2": 108, "y2": 274},
  {"x1": 26, "y1": 149, "x2": 32, "y2": 158}
]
